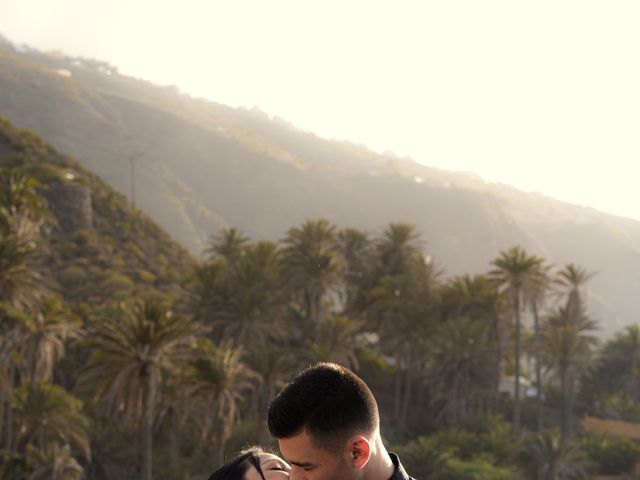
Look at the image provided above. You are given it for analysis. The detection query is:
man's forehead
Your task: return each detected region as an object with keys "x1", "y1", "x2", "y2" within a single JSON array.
[
  {"x1": 278, "y1": 435, "x2": 312, "y2": 455},
  {"x1": 278, "y1": 431, "x2": 325, "y2": 465}
]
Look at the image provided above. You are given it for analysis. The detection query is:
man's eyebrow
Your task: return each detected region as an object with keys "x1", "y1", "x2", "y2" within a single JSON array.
[{"x1": 288, "y1": 460, "x2": 315, "y2": 468}]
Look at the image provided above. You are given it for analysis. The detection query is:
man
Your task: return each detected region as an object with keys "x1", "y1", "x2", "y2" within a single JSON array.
[{"x1": 267, "y1": 362, "x2": 416, "y2": 480}]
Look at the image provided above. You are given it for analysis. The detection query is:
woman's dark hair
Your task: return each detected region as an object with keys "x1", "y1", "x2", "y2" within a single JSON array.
[
  {"x1": 267, "y1": 363, "x2": 379, "y2": 451},
  {"x1": 207, "y1": 446, "x2": 266, "y2": 480}
]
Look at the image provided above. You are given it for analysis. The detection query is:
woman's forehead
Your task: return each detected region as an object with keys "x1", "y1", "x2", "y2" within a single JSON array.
[{"x1": 258, "y1": 453, "x2": 285, "y2": 464}]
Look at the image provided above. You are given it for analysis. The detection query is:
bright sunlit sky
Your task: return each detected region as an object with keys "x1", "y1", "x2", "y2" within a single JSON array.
[{"x1": 3, "y1": 1, "x2": 640, "y2": 220}]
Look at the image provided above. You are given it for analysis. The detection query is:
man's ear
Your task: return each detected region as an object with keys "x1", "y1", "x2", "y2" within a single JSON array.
[{"x1": 346, "y1": 435, "x2": 371, "y2": 469}]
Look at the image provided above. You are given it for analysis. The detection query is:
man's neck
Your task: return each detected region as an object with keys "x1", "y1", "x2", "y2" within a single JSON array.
[{"x1": 363, "y1": 439, "x2": 395, "y2": 480}]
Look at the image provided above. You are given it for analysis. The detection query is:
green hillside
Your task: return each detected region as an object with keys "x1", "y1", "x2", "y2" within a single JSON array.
[{"x1": 0, "y1": 117, "x2": 193, "y2": 312}]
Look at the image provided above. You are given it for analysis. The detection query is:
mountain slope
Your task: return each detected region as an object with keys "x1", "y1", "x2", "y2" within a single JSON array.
[
  {"x1": 0, "y1": 40, "x2": 638, "y2": 334},
  {"x1": 0, "y1": 44, "x2": 527, "y2": 257}
]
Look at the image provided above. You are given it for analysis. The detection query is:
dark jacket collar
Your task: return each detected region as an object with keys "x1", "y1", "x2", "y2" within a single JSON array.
[{"x1": 388, "y1": 452, "x2": 414, "y2": 480}]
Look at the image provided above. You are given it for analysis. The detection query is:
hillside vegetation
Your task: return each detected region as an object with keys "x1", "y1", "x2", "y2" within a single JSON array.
[
  {"x1": 0, "y1": 117, "x2": 193, "y2": 311},
  {"x1": 2, "y1": 120, "x2": 640, "y2": 479}
]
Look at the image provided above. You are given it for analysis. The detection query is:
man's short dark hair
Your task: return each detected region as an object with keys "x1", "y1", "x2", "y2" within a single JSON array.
[{"x1": 267, "y1": 363, "x2": 379, "y2": 451}]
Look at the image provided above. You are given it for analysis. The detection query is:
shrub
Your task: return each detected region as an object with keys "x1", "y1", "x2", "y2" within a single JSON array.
[
  {"x1": 582, "y1": 432, "x2": 640, "y2": 475},
  {"x1": 99, "y1": 273, "x2": 134, "y2": 299},
  {"x1": 395, "y1": 435, "x2": 513, "y2": 480},
  {"x1": 132, "y1": 268, "x2": 156, "y2": 284},
  {"x1": 72, "y1": 228, "x2": 98, "y2": 247},
  {"x1": 59, "y1": 265, "x2": 88, "y2": 285},
  {"x1": 468, "y1": 415, "x2": 515, "y2": 464},
  {"x1": 394, "y1": 436, "x2": 453, "y2": 479},
  {"x1": 439, "y1": 457, "x2": 513, "y2": 480},
  {"x1": 432, "y1": 429, "x2": 479, "y2": 460}
]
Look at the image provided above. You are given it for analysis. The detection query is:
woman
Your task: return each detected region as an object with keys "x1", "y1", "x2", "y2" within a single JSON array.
[{"x1": 207, "y1": 446, "x2": 291, "y2": 480}]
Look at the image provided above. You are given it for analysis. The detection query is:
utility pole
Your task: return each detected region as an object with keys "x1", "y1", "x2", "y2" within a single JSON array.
[
  {"x1": 130, "y1": 154, "x2": 136, "y2": 209},
  {"x1": 124, "y1": 136, "x2": 148, "y2": 210}
]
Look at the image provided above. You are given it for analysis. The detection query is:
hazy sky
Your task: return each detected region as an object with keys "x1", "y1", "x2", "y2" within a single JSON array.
[{"x1": 3, "y1": 1, "x2": 640, "y2": 220}]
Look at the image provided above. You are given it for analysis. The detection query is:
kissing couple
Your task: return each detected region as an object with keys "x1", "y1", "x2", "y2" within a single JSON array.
[{"x1": 207, "y1": 362, "x2": 416, "y2": 480}]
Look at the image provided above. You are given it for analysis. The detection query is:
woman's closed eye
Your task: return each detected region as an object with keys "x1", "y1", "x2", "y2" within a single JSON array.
[{"x1": 263, "y1": 460, "x2": 290, "y2": 472}]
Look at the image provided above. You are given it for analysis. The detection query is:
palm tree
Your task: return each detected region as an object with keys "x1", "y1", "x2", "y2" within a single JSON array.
[
  {"x1": 13, "y1": 382, "x2": 90, "y2": 461},
  {"x1": 374, "y1": 223, "x2": 423, "y2": 277},
  {"x1": 0, "y1": 167, "x2": 51, "y2": 310},
  {"x1": 281, "y1": 219, "x2": 342, "y2": 335},
  {"x1": 25, "y1": 443, "x2": 84, "y2": 480},
  {"x1": 191, "y1": 260, "x2": 232, "y2": 326},
  {"x1": 0, "y1": 312, "x2": 24, "y2": 451},
  {"x1": 244, "y1": 345, "x2": 294, "y2": 442},
  {"x1": 18, "y1": 297, "x2": 82, "y2": 384},
  {"x1": 369, "y1": 224, "x2": 437, "y2": 426},
  {"x1": 83, "y1": 419, "x2": 137, "y2": 480},
  {"x1": 222, "y1": 241, "x2": 287, "y2": 346},
  {"x1": 185, "y1": 339, "x2": 256, "y2": 466},
  {"x1": 554, "y1": 264, "x2": 594, "y2": 324},
  {"x1": 368, "y1": 272, "x2": 414, "y2": 423},
  {"x1": 517, "y1": 430, "x2": 591, "y2": 480},
  {"x1": 0, "y1": 169, "x2": 51, "y2": 453},
  {"x1": 153, "y1": 373, "x2": 191, "y2": 471},
  {"x1": 528, "y1": 263, "x2": 552, "y2": 430},
  {"x1": 368, "y1": 257, "x2": 437, "y2": 428},
  {"x1": 614, "y1": 325, "x2": 640, "y2": 401},
  {"x1": 440, "y1": 274, "x2": 507, "y2": 408},
  {"x1": 0, "y1": 169, "x2": 51, "y2": 224},
  {"x1": 1, "y1": 298, "x2": 81, "y2": 451},
  {"x1": 589, "y1": 325, "x2": 640, "y2": 402},
  {"x1": 0, "y1": 227, "x2": 44, "y2": 313},
  {"x1": 490, "y1": 246, "x2": 544, "y2": 436},
  {"x1": 78, "y1": 300, "x2": 201, "y2": 480},
  {"x1": 0, "y1": 333, "x2": 15, "y2": 399},
  {"x1": 427, "y1": 316, "x2": 495, "y2": 426},
  {"x1": 194, "y1": 240, "x2": 288, "y2": 348},
  {"x1": 205, "y1": 227, "x2": 249, "y2": 266},
  {"x1": 540, "y1": 306, "x2": 598, "y2": 439},
  {"x1": 337, "y1": 228, "x2": 373, "y2": 316},
  {"x1": 307, "y1": 314, "x2": 363, "y2": 371}
]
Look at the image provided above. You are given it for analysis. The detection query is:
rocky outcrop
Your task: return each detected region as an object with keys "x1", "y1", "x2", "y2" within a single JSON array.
[{"x1": 44, "y1": 179, "x2": 93, "y2": 233}]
